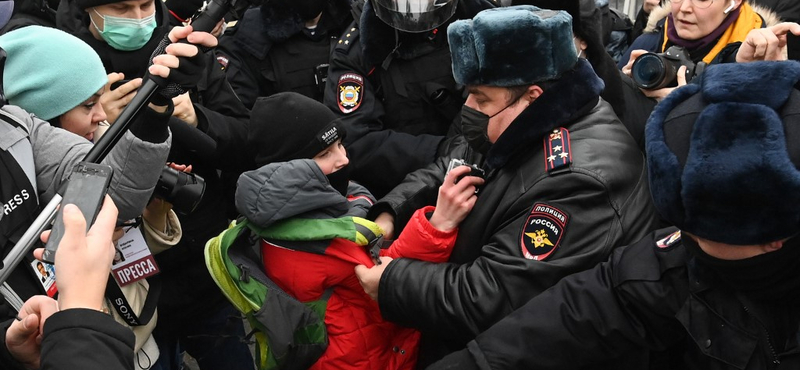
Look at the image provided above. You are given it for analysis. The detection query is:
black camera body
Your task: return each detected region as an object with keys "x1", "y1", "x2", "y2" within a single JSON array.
[
  {"x1": 631, "y1": 46, "x2": 706, "y2": 90},
  {"x1": 446, "y1": 158, "x2": 485, "y2": 181},
  {"x1": 153, "y1": 166, "x2": 206, "y2": 215}
]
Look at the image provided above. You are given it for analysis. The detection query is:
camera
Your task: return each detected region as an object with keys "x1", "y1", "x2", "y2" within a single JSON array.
[
  {"x1": 153, "y1": 166, "x2": 206, "y2": 215},
  {"x1": 446, "y1": 158, "x2": 485, "y2": 182},
  {"x1": 631, "y1": 46, "x2": 706, "y2": 90}
]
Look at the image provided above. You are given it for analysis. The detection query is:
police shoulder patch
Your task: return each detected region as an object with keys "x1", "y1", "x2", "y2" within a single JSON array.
[
  {"x1": 520, "y1": 203, "x2": 569, "y2": 261},
  {"x1": 337, "y1": 73, "x2": 364, "y2": 114},
  {"x1": 655, "y1": 230, "x2": 682, "y2": 250}
]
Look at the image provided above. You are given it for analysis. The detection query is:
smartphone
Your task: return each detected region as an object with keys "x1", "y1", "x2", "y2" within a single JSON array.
[{"x1": 41, "y1": 162, "x2": 113, "y2": 264}]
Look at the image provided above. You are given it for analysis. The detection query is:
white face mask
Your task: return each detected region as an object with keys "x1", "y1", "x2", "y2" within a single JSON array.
[{"x1": 573, "y1": 37, "x2": 585, "y2": 59}]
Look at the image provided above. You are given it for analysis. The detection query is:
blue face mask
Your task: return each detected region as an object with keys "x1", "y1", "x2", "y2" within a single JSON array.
[{"x1": 91, "y1": 9, "x2": 157, "y2": 51}]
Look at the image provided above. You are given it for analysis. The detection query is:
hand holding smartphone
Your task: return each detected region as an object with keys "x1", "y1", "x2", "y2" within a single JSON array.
[{"x1": 41, "y1": 162, "x2": 113, "y2": 264}]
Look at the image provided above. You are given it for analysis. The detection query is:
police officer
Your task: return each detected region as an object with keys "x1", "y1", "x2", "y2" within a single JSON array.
[
  {"x1": 217, "y1": 0, "x2": 358, "y2": 108},
  {"x1": 354, "y1": 6, "x2": 657, "y2": 367},
  {"x1": 427, "y1": 60, "x2": 800, "y2": 370},
  {"x1": 323, "y1": 0, "x2": 496, "y2": 197}
]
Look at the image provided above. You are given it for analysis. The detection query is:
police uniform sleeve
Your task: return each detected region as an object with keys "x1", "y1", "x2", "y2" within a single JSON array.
[
  {"x1": 428, "y1": 229, "x2": 691, "y2": 370},
  {"x1": 216, "y1": 31, "x2": 262, "y2": 109},
  {"x1": 190, "y1": 51, "x2": 252, "y2": 170},
  {"x1": 379, "y1": 172, "x2": 640, "y2": 342}
]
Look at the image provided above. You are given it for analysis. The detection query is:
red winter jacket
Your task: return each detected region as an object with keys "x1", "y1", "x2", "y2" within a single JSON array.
[{"x1": 261, "y1": 205, "x2": 456, "y2": 370}]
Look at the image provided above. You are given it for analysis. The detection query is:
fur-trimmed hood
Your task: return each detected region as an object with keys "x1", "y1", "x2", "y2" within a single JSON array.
[{"x1": 644, "y1": 1, "x2": 781, "y2": 33}]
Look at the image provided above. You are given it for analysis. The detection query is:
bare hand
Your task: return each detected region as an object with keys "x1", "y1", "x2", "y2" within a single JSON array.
[
  {"x1": 36, "y1": 196, "x2": 118, "y2": 311},
  {"x1": 171, "y1": 92, "x2": 198, "y2": 127},
  {"x1": 5, "y1": 296, "x2": 58, "y2": 369},
  {"x1": 639, "y1": 65, "x2": 687, "y2": 102},
  {"x1": 622, "y1": 49, "x2": 649, "y2": 78},
  {"x1": 737, "y1": 22, "x2": 800, "y2": 63},
  {"x1": 148, "y1": 25, "x2": 218, "y2": 79},
  {"x1": 374, "y1": 212, "x2": 396, "y2": 239},
  {"x1": 354, "y1": 256, "x2": 393, "y2": 301},
  {"x1": 643, "y1": 0, "x2": 659, "y2": 14},
  {"x1": 99, "y1": 73, "x2": 142, "y2": 124},
  {"x1": 429, "y1": 166, "x2": 484, "y2": 232}
]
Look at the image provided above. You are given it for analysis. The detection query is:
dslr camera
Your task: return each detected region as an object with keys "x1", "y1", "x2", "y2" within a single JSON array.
[
  {"x1": 153, "y1": 166, "x2": 206, "y2": 215},
  {"x1": 631, "y1": 46, "x2": 706, "y2": 90}
]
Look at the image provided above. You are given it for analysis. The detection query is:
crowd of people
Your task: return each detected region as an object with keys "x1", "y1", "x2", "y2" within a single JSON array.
[{"x1": 0, "y1": 0, "x2": 799, "y2": 369}]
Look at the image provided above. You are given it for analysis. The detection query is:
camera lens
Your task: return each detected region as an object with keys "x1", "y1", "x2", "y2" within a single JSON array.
[{"x1": 632, "y1": 53, "x2": 668, "y2": 90}]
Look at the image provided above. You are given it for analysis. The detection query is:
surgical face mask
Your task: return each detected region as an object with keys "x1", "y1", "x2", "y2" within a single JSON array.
[
  {"x1": 91, "y1": 8, "x2": 157, "y2": 51},
  {"x1": 460, "y1": 100, "x2": 517, "y2": 155}
]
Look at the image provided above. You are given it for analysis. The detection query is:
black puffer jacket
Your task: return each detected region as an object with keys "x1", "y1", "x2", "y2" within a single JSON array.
[{"x1": 375, "y1": 60, "x2": 658, "y2": 366}]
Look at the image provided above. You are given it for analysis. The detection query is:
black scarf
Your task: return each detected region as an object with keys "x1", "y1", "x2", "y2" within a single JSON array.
[{"x1": 685, "y1": 235, "x2": 800, "y2": 302}]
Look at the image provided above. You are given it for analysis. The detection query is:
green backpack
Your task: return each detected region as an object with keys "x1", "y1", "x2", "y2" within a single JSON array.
[{"x1": 204, "y1": 217, "x2": 384, "y2": 370}]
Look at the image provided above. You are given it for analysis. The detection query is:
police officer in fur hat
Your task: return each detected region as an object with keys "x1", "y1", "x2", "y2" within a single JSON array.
[
  {"x1": 354, "y1": 6, "x2": 657, "y2": 367},
  {"x1": 427, "y1": 60, "x2": 800, "y2": 370}
]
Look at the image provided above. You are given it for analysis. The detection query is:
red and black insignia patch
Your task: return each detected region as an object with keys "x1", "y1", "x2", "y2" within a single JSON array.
[
  {"x1": 520, "y1": 203, "x2": 569, "y2": 261},
  {"x1": 656, "y1": 230, "x2": 682, "y2": 250},
  {"x1": 337, "y1": 73, "x2": 363, "y2": 114}
]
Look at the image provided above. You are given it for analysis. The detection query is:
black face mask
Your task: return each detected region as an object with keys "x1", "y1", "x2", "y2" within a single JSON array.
[
  {"x1": 460, "y1": 105, "x2": 492, "y2": 155},
  {"x1": 684, "y1": 235, "x2": 800, "y2": 302},
  {"x1": 326, "y1": 165, "x2": 350, "y2": 196},
  {"x1": 460, "y1": 98, "x2": 520, "y2": 156}
]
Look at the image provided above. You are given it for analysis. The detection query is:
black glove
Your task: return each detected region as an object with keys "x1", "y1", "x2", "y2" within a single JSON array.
[{"x1": 147, "y1": 36, "x2": 207, "y2": 106}]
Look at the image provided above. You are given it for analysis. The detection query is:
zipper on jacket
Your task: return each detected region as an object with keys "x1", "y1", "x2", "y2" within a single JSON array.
[{"x1": 742, "y1": 304, "x2": 781, "y2": 365}]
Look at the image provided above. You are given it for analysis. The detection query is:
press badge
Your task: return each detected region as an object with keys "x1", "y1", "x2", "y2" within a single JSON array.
[
  {"x1": 31, "y1": 260, "x2": 57, "y2": 297},
  {"x1": 111, "y1": 224, "x2": 160, "y2": 287}
]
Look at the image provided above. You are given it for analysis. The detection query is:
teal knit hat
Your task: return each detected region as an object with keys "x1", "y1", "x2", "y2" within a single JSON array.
[{"x1": 0, "y1": 26, "x2": 108, "y2": 120}]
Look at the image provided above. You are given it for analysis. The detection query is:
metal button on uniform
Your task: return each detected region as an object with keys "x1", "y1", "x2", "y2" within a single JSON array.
[
  {"x1": 392, "y1": 346, "x2": 399, "y2": 352},
  {"x1": 704, "y1": 339, "x2": 712, "y2": 348},
  {"x1": 400, "y1": 349, "x2": 406, "y2": 355}
]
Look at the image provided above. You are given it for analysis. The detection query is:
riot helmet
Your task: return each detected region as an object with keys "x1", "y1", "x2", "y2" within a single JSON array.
[{"x1": 372, "y1": 0, "x2": 459, "y2": 33}]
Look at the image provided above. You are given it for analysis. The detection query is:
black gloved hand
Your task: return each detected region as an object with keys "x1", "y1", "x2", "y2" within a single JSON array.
[{"x1": 147, "y1": 36, "x2": 207, "y2": 106}]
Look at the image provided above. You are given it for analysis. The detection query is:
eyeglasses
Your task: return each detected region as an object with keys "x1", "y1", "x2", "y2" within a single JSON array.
[{"x1": 671, "y1": 0, "x2": 715, "y2": 10}]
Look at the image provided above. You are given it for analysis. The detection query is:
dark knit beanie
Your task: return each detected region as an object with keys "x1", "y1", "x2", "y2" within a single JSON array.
[
  {"x1": 249, "y1": 92, "x2": 345, "y2": 167},
  {"x1": 646, "y1": 61, "x2": 800, "y2": 245},
  {"x1": 75, "y1": 0, "x2": 121, "y2": 9}
]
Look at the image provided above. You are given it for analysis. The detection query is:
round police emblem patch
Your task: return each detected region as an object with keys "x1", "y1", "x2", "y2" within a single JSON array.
[
  {"x1": 337, "y1": 73, "x2": 364, "y2": 114},
  {"x1": 520, "y1": 203, "x2": 569, "y2": 261}
]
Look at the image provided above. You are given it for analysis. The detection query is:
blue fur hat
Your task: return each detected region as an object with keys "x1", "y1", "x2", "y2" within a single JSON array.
[
  {"x1": 646, "y1": 61, "x2": 800, "y2": 245},
  {"x1": 447, "y1": 5, "x2": 578, "y2": 87}
]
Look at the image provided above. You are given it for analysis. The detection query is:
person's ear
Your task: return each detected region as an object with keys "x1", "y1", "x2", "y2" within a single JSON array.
[{"x1": 527, "y1": 85, "x2": 544, "y2": 102}]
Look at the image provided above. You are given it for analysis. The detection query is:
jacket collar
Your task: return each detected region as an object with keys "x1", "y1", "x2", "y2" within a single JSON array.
[{"x1": 483, "y1": 59, "x2": 604, "y2": 173}]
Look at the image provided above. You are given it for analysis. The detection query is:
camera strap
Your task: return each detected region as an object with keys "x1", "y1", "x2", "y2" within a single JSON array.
[{"x1": 105, "y1": 274, "x2": 161, "y2": 326}]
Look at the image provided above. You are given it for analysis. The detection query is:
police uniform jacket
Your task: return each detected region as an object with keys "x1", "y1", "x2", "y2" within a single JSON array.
[
  {"x1": 216, "y1": 0, "x2": 356, "y2": 108},
  {"x1": 376, "y1": 60, "x2": 658, "y2": 365},
  {"x1": 433, "y1": 227, "x2": 800, "y2": 370},
  {"x1": 323, "y1": 0, "x2": 496, "y2": 197}
]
